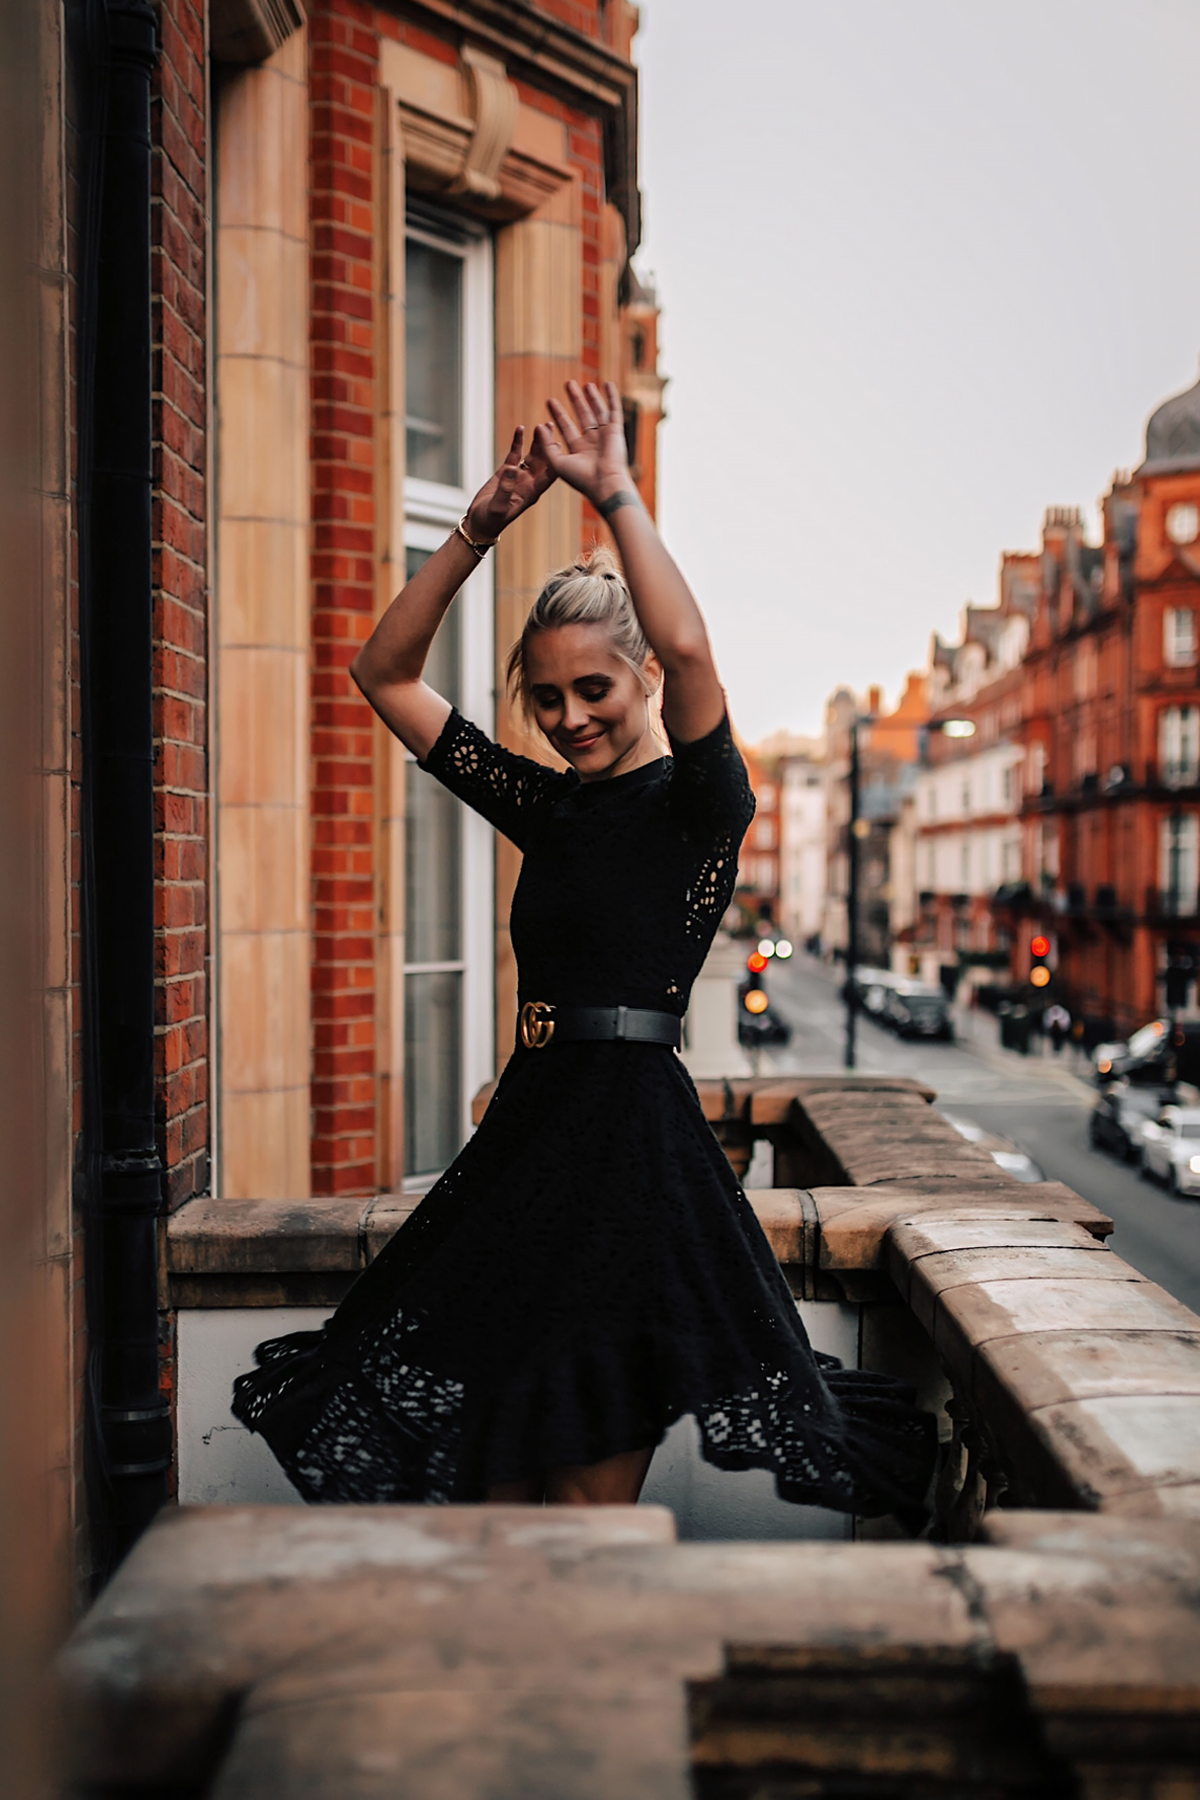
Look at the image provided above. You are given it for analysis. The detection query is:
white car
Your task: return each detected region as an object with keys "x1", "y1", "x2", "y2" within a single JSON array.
[{"x1": 1139, "y1": 1105, "x2": 1200, "y2": 1194}]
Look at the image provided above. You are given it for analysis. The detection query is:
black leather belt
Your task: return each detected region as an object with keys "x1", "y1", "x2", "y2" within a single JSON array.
[{"x1": 518, "y1": 1001, "x2": 680, "y2": 1051}]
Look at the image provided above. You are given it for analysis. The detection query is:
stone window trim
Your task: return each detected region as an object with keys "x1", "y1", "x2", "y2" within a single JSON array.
[
  {"x1": 398, "y1": 0, "x2": 641, "y2": 251},
  {"x1": 382, "y1": 17, "x2": 637, "y2": 240}
]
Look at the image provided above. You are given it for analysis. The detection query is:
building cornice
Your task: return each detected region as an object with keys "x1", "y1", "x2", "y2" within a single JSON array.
[{"x1": 388, "y1": 0, "x2": 641, "y2": 251}]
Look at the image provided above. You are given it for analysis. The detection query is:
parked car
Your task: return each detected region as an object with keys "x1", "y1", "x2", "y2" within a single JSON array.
[
  {"x1": 844, "y1": 967, "x2": 898, "y2": 1016},
  {"x1": 940, "y1": 1112, "x2": 1046, "y2": 1183},
  {"x1": 1138, "y1": 1105, "x2": 1200, "y2": 1194},
  {"x1": 1094, "y1": 1018, "x2": 1200, "y2": 1087},
  {"x1": 737, "y1": 1003, "x2": 791, "y2": 1049},
  {"x1": 883, "y1": 980, "x2": 955, "y2": 1041},
  {"x1": 1089, "y1": 1081, "x2": 1176, "y2": 1161}
]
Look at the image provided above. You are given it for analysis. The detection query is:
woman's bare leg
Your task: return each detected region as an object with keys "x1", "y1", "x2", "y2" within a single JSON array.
[
  {"x1": 486, "y1": 1475, "x2": 545, "y2": 1503},
  {"x1": 545, "y1": 1445, "x2": 654, "y2": 1505}
]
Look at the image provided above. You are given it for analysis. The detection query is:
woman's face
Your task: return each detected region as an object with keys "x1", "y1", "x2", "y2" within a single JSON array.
[{"x1": 524, "y1": 623, "x2": 661, "y2": 780}]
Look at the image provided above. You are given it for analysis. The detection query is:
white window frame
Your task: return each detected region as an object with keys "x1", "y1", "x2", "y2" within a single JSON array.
[
  {"x1": 1160, "y1": 704, "x2": 1200, "y2": 788},
  {"x1": 402, "y1": 219, "x2": 495, "y2": 1183},
  {"x1": 1160, "y1": 812, "x2": 1199, "y2": 915},
  {"x1": 1165, "y1": 607, "x2": 1197, "y2": 668}
]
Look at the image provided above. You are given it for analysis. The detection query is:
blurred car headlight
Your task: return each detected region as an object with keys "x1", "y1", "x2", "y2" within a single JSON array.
[
  {"x1": 1098, "y1": 1059, "x2": 1112, "y2": 1074},
  {"x1": 1188, "y1": 1156, "x2": 1200, "y2": 1174}
]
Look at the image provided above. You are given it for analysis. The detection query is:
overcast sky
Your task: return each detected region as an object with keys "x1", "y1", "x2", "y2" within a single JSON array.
[{"x1": 635, "y1": 0, "x2": 1200, "y2": 741}]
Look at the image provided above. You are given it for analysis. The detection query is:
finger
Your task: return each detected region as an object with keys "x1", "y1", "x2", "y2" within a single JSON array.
[
  {"x1": 604, "y1": 380, "x2": 623, "y2": 425},
  {"x1": 584, "y1": 381, "x2": 609, "y2": 426},
  {"x1": 545, "y1": 396, "x2": 579, "y2": 449},
  {"x1": 529, "y1": 428, "x2": 559, "y2": 489},
  {"x1": 501, "y1": 425, "x2": 525, "y2": 467},
  {"x1": 565, "y1": 378, "x2": 598, "y2": 435},
  {"x1": 533, "y1": 421, "x2": 566, "y2": 470}
]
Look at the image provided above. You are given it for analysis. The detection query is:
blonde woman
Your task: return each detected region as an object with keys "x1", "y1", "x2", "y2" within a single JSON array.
[{"x1": 234, "y1": 382, "x2": 935, "y2": 1519}]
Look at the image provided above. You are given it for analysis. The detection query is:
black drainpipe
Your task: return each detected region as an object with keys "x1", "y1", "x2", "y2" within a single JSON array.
[{"x1": 76, "y1": 0, "x2": 173, "y2": 1579}]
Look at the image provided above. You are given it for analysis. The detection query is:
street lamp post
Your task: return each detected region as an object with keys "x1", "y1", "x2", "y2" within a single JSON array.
[
  {"x1": 843, "y1": 714, "x2": 976, "y2": 1070},
  {"x1": 844, "y1": 716, "x2": 863, "y2": 1070}
]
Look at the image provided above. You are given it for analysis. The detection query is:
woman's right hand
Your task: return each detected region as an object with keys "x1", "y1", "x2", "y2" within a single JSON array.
[{"x1": 464, "y1": 424, "x2": 556, "y2": 542}]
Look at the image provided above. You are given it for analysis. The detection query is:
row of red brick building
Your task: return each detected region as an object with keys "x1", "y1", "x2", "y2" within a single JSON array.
[
  {"x1": 907, "y1": 368, "x2": 1200, "y2": 1036},
  {"x1": 774, "y1": 369, "x2": 1200, "y2": 1039}
]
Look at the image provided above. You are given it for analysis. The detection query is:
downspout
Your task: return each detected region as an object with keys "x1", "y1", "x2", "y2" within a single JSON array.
[{"x1": 77, "y1": 0, "x2": 172, "y2": 1577}]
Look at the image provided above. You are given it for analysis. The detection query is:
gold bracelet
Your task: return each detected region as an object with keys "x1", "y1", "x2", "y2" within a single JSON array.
[{"x1": 454, "y1": 516, "x2": 498, "y2": 559}]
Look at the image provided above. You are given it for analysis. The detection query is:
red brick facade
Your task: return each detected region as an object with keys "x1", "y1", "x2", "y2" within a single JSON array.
[
  {"x1": 308, "y1": 0, "x2": 381, "y2": 1195},
  {"x1": 1015, "y1": 430, "x2": 1200, "y2": 1035},
  {"x1": 151, "y1": 0, "x2": 210, "y2": 1209},
  {"x1": 305, "y1": 0, "x2": 644, "y2": 1191}
]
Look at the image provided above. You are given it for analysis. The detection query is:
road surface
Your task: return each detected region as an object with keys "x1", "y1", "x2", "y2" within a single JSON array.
[{"x1": 757, "y1": 953, "x2": 1200, "y2": 1315}]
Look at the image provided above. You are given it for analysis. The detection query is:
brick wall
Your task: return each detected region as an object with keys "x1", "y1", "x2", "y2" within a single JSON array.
[
  {"x1": 535, "y1": 0, "x2": 601, "y2": 38},
  {"x1": 151, "y1": 0, "x2": 210, "y2": 1211},
  {"x1": 309, "y1": 0, "x2": 381, "y2": 1195}
]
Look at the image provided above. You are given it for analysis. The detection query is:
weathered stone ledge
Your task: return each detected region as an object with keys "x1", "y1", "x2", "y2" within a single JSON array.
[
  {"x1": 159, "y1": 1073, "x2": 1200, "y2": 1522},
  {"x1": 58, "y1": 1502, "x2": 1200, "y2": 1798}
]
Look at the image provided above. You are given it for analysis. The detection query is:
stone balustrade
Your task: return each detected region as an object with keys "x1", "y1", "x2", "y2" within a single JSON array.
[
  {"x1": 59, "y1": 1073, "x2": 1200, "y2": 1794},
  {"x1": 167, "y1": 1074, "x2": 1200, "y2": 1524}
]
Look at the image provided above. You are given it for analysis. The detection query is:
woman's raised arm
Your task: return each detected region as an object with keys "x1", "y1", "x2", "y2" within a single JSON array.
[
  {"x1": 538, "y1": 381, "x2": 726, "y2": 745},
  {"x1": 351, "y1": 426, "x2": 555, "y2": 760}
]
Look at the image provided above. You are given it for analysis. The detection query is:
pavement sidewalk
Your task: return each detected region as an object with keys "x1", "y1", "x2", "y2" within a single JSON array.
[{"x1": 951, "y1": 1003, "x2": 1097, "y2": 1101}]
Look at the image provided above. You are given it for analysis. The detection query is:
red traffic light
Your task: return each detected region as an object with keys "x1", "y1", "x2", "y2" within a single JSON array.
[
  {"x1": 1030, "y1": 935, "x2": 1050, "y2": 959},
  {"x1": 747, "y1": 951, "x2": 769, "y2": 974}
]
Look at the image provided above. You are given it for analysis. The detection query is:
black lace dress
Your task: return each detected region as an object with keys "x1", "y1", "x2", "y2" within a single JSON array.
[{"x1": 232, "y1": 709, "x2": 936, "y2": 1518}]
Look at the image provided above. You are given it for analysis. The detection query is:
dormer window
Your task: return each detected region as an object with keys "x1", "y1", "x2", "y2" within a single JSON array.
[{"x1": 1164, "y1": 607, "x2": 1196, "y2": 667}]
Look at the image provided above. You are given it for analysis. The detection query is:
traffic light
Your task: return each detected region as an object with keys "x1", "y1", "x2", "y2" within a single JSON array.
[
  {"x1": 743, "y1": 950, "x2": 770, "y2": 1015},
  {"x1": 1029, "y1": 933, "x2": 1052, "y2": 990}
]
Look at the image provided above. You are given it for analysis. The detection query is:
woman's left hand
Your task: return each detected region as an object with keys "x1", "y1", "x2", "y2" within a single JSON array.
[{"x1": 465, "y1": 425, "x2": 557, "y2": 541}]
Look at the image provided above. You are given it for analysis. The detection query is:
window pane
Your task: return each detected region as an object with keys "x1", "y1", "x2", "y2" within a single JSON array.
[
  {"x1": 406, "y1": 758, "x2": 461, "y2": 964},
  {"x1": 404, "y1": 970, "x2": 462, "y2": 1176},
  {"x1": 406, "y1": 546, "x2": 459, "y2": 708},
  {"x1": 1160, "y1": 813, "x2": 1200, "y2": 911},
  {"x1": 403, "y1": 544, "x2": 461, "y2": 965},
  {"x1": 1166, "y1": 608, "x2": 1197, "y2": 667},
  {"x1": 406, "y1": 239, "x2": 462, "y2": 486}
]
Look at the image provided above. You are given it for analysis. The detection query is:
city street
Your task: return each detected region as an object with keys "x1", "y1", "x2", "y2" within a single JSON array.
[{"x1": 759, "y1": 952, "x2": 1200, "y2": 1315}]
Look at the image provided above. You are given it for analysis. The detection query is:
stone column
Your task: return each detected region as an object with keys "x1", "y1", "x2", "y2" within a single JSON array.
[
  {"x1": 493, "y1": 182, "x2": 583, "y2": 1064},
  {"x1": 213, "y1": 31, "x2": 311, "y2": 1198}
]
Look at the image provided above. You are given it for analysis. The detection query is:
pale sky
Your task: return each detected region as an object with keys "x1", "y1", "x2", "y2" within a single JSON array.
[{"x1": 636, "y1": 0, "x2": 1200, "y2": 741}]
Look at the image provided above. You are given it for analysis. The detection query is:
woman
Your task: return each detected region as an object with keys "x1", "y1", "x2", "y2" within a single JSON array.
[{"x1": 233, "y1": 381, "x2": 936, "y2": 1517}]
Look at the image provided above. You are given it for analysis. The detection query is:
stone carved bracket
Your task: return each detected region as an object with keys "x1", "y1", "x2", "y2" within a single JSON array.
[
  {"x1": 210, "y1": 0, "x2": 304, "y2": 64},
  {"x1": 448, "y1": 46, "x2": 518, "y2": 202}
]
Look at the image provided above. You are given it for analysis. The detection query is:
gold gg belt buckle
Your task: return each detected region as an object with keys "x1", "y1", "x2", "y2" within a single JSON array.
[{"x1": 519, "y1": 1000, "x2": 556, "y2": 1050}]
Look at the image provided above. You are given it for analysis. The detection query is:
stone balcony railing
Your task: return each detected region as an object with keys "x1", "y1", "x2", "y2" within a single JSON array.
[{"x1": 60, "y1": 1075, "x2": 1200, "y2": 1796}]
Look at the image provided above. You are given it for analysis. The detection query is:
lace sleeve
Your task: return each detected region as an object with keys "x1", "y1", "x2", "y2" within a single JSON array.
[
  {"x1": 418, "y1": 709, "x2": 574, "y2": 849},
  {"x1": 666, "y1": 711, "x2": 756, "y2": 840}
]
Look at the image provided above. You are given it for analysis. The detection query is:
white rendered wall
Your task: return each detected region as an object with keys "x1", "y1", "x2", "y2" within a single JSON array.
[
  {"x1": 681, "y1": 934, "x2": 752, "y2": 1078},
  {"x1": 178, "y1": 1295, "x2": 859, "y2": 1541}
]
